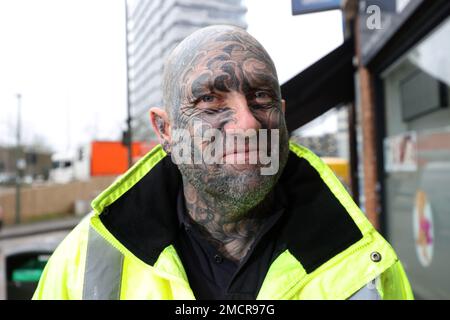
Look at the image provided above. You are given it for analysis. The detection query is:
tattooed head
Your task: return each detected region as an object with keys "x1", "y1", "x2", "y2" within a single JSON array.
[{"x1": 152, "y1": 25, "x2": 289, "y2": 219}]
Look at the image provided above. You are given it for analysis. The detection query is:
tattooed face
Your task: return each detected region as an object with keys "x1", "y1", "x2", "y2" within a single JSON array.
[{"x1": 162, "y1": 25, "x2": 289, "y2": 217}]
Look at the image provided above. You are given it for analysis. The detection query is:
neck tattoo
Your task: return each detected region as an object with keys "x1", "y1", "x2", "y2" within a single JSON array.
[{"x1": 182, "y1": 177, "x2": 275, "y2": 262}]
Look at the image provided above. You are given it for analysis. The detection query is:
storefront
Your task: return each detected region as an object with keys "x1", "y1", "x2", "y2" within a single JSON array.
[{"x1": 356, "y1": 0, "x2": 450, "y2": 299}]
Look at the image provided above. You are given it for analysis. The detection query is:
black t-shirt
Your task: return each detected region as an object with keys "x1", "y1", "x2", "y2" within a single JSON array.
[{"x1": 174, "y1": 186, "x2": 287, "y2": 300}]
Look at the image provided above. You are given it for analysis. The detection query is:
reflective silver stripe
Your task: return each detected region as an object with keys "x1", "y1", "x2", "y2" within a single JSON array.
[
  {"x1": 348, "y1": 278, "x2": 381, "y2": 300},
  {"x1": 83, "y1": 226, "x2": 124, "y2": 300}
]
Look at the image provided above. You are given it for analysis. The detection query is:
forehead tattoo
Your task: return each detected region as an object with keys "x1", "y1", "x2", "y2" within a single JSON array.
[{"x1": 162, "y1": 26, "x2": 280, "y2": 121}]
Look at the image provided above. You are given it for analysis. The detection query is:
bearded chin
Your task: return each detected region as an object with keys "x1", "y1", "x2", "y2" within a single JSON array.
[
  {"x1": 177, "y1": 163, "x2": 283, "y2": 219},
  {"x1": 206, "y1": 169, "x2": 276, "y2": 209},
  {"x1": 176, "y1": 131, "x2": 290, "y2": 218}
]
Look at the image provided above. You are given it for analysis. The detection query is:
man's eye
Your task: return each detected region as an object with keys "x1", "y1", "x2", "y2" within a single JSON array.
[
  {"x1": 255, "y1": 91, "x2": 269, "y2": 99},
  {"x1": 254, "y1": 91, "x2": 273, "y2": 103},
  {"x1": 200, "y1": 95, "x2": 216, "y2": 103}
]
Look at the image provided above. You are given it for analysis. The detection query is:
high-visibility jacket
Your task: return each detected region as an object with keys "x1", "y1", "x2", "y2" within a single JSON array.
[{"x1": 33, "y1": 142, "x2": 413, "y2": 300}]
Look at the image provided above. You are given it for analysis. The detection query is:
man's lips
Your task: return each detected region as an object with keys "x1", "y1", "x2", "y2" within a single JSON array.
[
  {"x1": 222, "y1": 147, "x2": 259, "y2": 158},
  {"x1": 221, "y1": 146, "x2": 272, "y2": 165}
]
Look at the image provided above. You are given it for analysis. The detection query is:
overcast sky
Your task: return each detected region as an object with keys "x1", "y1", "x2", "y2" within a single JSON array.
[{"x1": 0, "y1": 0, "x2": 343, "y2": 154}]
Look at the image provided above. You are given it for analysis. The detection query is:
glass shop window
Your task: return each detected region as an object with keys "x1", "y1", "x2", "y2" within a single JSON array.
[{"x1": 381, "y1": 17, "x2": 450, "y2": 299}]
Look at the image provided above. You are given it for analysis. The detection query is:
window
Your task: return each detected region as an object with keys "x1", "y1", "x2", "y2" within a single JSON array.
[{"x1": 381, "y1": 17, "x2": 450, "y2": 299}]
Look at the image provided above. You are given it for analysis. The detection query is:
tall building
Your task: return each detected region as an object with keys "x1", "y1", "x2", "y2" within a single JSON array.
[{"x1": 126, "y1": 0, "x2": 247, "y2": 140}]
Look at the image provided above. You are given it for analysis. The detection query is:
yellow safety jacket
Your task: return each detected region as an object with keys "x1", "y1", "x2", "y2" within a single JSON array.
[{"x1": 33, "y1": 142, "x2": 413, "y2": 300}]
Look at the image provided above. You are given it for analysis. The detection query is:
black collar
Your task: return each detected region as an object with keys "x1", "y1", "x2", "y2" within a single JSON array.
[{"x1": 100, "y1": 151, "x2": 362, "y2": 274}]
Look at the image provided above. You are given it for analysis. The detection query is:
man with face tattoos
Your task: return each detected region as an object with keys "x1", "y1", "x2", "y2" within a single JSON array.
[{"x1": 33, "y1": 26, "x2": 413, "y2": 300}]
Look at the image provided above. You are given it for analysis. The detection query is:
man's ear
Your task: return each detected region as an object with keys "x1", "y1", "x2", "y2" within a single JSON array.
[
  {"x1": 149, "y1": 107, "x2": 172, "y2": 153},
  {"x1": 281, "y1": 99, "x2": 286, "y2": 114}
]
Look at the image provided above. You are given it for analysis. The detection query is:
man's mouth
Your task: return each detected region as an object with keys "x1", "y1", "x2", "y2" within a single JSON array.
[{"x1": 222, "y1": 145, "x2": 265, "y2": 164}]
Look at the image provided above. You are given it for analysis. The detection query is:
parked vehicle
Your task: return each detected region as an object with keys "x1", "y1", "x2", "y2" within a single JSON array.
[{"x1": 50, "y1": 141, "x2": 157, "y2": 183}]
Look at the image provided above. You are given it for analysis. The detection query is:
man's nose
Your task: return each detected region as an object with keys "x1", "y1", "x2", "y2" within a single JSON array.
[{"x1": 224, "y1": 92, "x2": 261, "y2": 131}]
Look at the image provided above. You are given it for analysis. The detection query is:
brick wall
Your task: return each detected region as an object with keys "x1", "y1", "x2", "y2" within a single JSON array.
[{"x1": 0, "y1": 177, "x2": 116, "y2": 225}]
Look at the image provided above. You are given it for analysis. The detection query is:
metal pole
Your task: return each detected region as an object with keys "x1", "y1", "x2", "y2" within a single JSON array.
[
  {"x1": 125, "y1": 0, "x2": 133, "y2": 168},
  {"x1": 15, "y1": 93, "x2": 22, "y2": 225}
]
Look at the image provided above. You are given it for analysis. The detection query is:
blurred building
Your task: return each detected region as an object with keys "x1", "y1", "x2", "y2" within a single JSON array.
[
  {"x1": 292, "y1": 134, "x2": 338, "y2": 157},
  {"x1": 291, "y1": 107, "x2": 349, "y2": 158},
  {"x1": 0, "y1": 147, "x2": 52, "y2": 184},
  {"x1": 126, "y1": 0, "x2": 247, "y2": 140}
]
